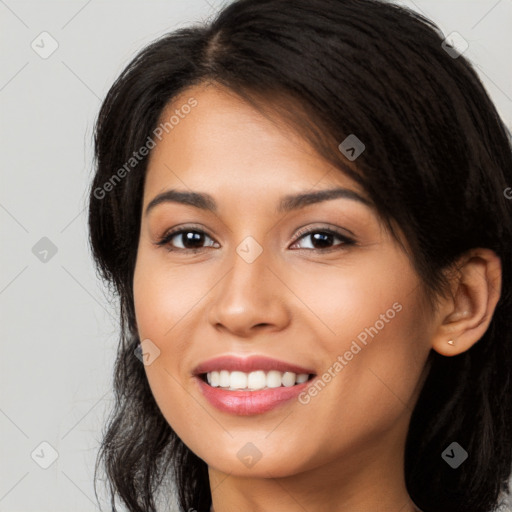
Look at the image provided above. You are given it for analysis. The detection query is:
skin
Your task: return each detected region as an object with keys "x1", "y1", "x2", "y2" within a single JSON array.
[{"x1": 132, "y1": 82, "x2": 502, "y2": 512}]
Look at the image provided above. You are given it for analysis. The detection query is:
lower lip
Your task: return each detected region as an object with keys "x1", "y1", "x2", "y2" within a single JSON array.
[{"x1": 195, "y1": 375, "x2": 314, "y2": 416}]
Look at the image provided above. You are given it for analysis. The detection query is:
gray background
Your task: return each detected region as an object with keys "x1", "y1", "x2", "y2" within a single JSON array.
[{"x1": 1, "y1": 1, "x2": 511, "y2": 511}]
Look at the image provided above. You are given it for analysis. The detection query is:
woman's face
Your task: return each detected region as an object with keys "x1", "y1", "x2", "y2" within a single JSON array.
[{"x1": 133, "y1": 83, "x2": 434, "y2": 482}]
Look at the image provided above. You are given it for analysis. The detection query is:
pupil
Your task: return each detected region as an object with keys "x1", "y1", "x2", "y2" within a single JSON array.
[
  {"x1": 183, "y1": 231, "x2": 204, "y2": 248},
  {"x1": 312, "y1": 232, "x2": 332, "y2": 248}
]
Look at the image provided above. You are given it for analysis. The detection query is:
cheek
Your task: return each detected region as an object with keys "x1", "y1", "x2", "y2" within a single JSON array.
[
  {"x1": 132, "y1": 276, "x2": 193, "y2": 446},
  {"x1": 291, "y1": 251, "x2": 415, "y2": 343},
  {"x1": 132, "y1": 250, "x2": 216, "y2": 435},
  {"x1": 133, "y1": 249, "x2": 212, "y2": 340},
  {"x1": 294, "y1": 257, "x2": 428, "y2": 426}
]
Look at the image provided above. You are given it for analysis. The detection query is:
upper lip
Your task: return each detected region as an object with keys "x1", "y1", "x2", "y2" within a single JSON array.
[{"x1": 193, "y1": 355, "x2": 316, "y2": 376}]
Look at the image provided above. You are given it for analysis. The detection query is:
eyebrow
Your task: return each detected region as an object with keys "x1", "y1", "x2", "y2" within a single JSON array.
[{"x1": 144, "y1": 187, "x2": 372, "y2": 217}]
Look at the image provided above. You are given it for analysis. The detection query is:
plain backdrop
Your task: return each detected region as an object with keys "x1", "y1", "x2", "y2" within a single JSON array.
[{"x1": 1, "y1": 1, "x2": 511, "y2": 511}]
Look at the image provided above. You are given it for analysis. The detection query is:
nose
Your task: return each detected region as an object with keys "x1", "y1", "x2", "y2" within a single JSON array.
[{"x1": 207, "y1": 245, "x2": 291, "y2": 338}]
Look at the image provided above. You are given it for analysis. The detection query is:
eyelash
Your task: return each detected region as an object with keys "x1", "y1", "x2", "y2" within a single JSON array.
[{"x1": 155, "y1": 225, "x2": 356, "y2": 254}]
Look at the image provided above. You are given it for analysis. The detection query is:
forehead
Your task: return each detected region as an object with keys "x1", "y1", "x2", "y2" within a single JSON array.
[{"x1": 143, "y1": 83, "x2": 366, "y2": 202}]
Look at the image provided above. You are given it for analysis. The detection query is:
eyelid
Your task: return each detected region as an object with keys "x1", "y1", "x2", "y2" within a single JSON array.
[
  {"x1": 290, "y1": 224, "x2": 356, "y2": 250},
  {"x1": 157, "y1": 223, "x2": 210, "y2": 240},
  {"x1": 293, "y1": 223, "x2": 355, "y2": 241}
]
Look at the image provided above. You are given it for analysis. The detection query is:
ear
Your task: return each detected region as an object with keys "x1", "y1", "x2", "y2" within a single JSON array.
[{"x1": 431, "y1": 248, "x2": 502, "y2": 357}]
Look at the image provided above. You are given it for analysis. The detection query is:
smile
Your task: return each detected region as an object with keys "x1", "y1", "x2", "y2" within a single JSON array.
[{"x1": 203, "y1": 370, "x2": 312, "y2": 391}]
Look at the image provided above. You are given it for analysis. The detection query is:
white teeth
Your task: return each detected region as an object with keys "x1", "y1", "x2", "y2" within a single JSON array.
[
  {"x1": 230, "y1": 371, "x2": 248, "y2": 390},
  {"x1": 207, "y1": 371, "x2": 219, "y2": 387},
  {"x1": 247, "y1": 370, "x2": 266, "y2": 389},
  {"x1": 282, "y1": 371, "x2": 296, "y2": 387},
  {"x1": 219, "y1": 370, "x2": 230, "y2": 387},
  {"x1": 266, "y1": 370, "x2": 283, "y2": 388},
  {"x1": 205, "y1": 370, "x2": 311, "y2": 390},
  {"x1": 296, "y1": 373, "x2": 309, "y2": 384}
]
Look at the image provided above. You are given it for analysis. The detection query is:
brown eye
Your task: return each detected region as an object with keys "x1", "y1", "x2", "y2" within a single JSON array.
[
  {"x1": 156, "y1": 228, "x2": 219, "y2": 252},
  {"x1": 291, "y1": 227, "x2": 356, "y2": 252}
]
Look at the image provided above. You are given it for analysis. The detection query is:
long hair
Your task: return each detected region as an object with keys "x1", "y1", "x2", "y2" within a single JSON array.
[{"x1": 88, "y1": 1, "x2": 512, "y2": 511}]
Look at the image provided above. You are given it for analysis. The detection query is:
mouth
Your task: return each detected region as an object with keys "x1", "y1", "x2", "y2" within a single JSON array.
[
  {"x1": 198, "y1": 370, "x2": 317, "y2": 391},
  {"x1": 195, "y1": 371, "x2": 317, "y2": 416},
  {"x1": 192, "y1": 354, "x2": 318, "y2": 414},
  {"x1": 192, "y1": 354, "x2": 317, "y2": 390}
]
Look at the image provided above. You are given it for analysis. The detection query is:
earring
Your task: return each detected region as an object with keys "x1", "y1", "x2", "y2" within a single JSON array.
[{"x1": 447, "y1": 339, "x2": 455, "y2": 346}]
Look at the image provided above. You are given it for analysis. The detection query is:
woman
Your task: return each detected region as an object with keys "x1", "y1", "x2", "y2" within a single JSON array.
[{"x1": 88, "y1": 0, "x2": 512, "y2": 511}]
